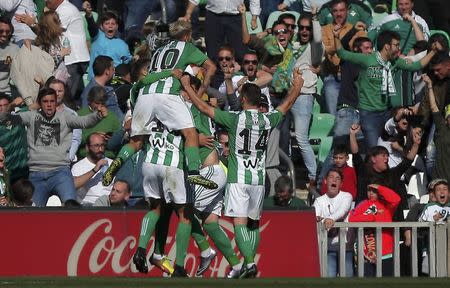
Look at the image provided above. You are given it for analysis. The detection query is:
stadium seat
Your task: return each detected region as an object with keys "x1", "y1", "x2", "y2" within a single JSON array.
[
  {"x1": 246, "y1": 12, "x2": 263, "y2": 34},
  {"x1": 430, "y1": 30, "x2": 450, "y2": 46},
  {"x1": 309, "y1": 113, "x2": 335, "y2": 166},
  {"x1": 265, "y1": 11, "x2": 300, "y2": 30}
]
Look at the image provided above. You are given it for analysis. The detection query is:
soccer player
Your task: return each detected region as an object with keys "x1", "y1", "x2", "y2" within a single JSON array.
[
  {"x1": 179, "y1": 69, "x2": 304, "y2": 278},
  {"x1": 102, "y1": 19, "x2": 217, "y2": 190}
]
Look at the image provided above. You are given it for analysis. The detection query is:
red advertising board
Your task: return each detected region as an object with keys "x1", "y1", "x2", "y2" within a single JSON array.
[{"x1": 0, "y1": 210, "x2": 319, "y2": 278}]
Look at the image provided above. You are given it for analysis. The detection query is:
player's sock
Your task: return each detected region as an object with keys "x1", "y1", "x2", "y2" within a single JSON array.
[
  {"x1": 234, "y1": 224, "x2": 255, "y2": 264},
  {"x1": 175, "y1": 221, "x2": 192, "y2": 267},
  {"x1": 203, "y1": 222, "x2": 240, "y2": 266},
  {"x1": 138, "y1": 211, "x2": 160, "y2": 248},
  {"x1": 248, "y1": 227, "x2": 260, "y2": 257},
  {"x1": 185, "y1": 146, "x2": 201, "y2": 174},
  {"x1": 191, "y1": 217, "x2": 211, "y2": 255}
]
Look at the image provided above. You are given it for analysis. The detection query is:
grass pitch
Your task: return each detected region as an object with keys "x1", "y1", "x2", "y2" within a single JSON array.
[{"x1": 0, "y1": 277, "x2": 449, "y2": 288}]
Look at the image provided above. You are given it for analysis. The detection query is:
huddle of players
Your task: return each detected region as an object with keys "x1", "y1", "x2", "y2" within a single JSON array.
[{"x1": 105, "y1": 20, "x2": 305, "y2": 278}]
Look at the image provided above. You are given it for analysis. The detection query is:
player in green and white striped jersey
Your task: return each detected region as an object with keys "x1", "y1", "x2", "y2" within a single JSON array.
[
  {"x1": 103, "y1": 20, "x2": 217, "y2": 190},
  {"x1": 180, "y1": 69, "x2": 305, "y2": 278}
]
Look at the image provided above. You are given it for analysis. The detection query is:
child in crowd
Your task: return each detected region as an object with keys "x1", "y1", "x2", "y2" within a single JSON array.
[{"x1": 419, "y1": 179, "x2": 450, "y2": 223}]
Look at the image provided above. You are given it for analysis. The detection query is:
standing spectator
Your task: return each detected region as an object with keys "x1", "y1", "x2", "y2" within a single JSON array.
[
  {"x1": 0, "y1": 93, "x2": 28, "y2": 182},
  {"x1": 83, "y1": 3, "x2": 131, "y2": 80},
  {"x1": 0, "y1": 87, "x2": 108, "y2": 206},
  {"x1": 314, "y1": 168, "x2": 353, "y2": 277},
  {"x1": 0, "y1": 17, "x2": 19, "y2": 97},
  {"x1": 72, "y1": 132, "x2": 112, "y2": 205},
  {"x1": 348, "y1": 184, "x2": 401, "y2": 277},
  {"x1": 321, "y1": 0, "x2": 366, "y2": 115},
  {"x1": 80, "y1": 55, "x2": 123, "y2": 120},
  {"x1": 46, "y1": 0, "x2": 90, "y2": 101},
  {"x1": 263, "y1": 175, "x2": 307, "y2": 210},
  {"x1": 317, "y1": 0, "x2": 373, "y2": 27},
  {"x1": 93, "y1": 179, "x2": 131, "y2": 207},
  {"x1": 0, "y1": 0, "x2": 36, "y2": 44},
  {"x1": 422, "y1": 73, "x2": 450, "y2": 181},
  {"x1": 183, "y1": 0, "x2": 260, "y2": 65},
  {"x1": 335, "y1": 30, "x2": 439, "y2": 148}
]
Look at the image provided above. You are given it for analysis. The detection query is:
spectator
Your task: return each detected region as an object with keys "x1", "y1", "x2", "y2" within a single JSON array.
[
  {"x1": 317, "y1": 0, "x2": 373, "y2": 27},
  {"x1": 0, "y1": 0, "x2": 36, "y2": 44},
  {"x1": 83, "y1": 5, "x2": 131, "y2": 80},
  {"x1": 321, "y1": 0, "x2": 367, "y2": 115},
  {"x1": 111, "y1": 63, "x2": 132, "y2": 114},
  {"x1": 335, "y1": 30, "x2": 439, "y2": 148},
  {"x1": 348, "y1": 184, "x2": 401, "y2": 277},
  {"x1": 320, "y1": 144, "x2": 357, "y2": 200},
  {"x1": 81, "y1": 55, "x2": 123, "y2": 120},
  {"x1": 93, "y1": 179, "x2": 131, "y2": 207},
  {"x1": 422, "y1": 73, "x2": 450, "y2": 181},
  {"x1": 217, "y1": 129, "x2": 230, "y2": 166},
  {"x1": 0, "y1": 87, "x2": 108, "y2": 206},
  {"x1": 77, "y1": 86, "x2": 121, "y2": 159},
  {"x1": 46, "y1": 0, "x2": 90, "y2": 101},
  {"x1": 10, "y1": 177, "x2": 34, "y2": 207},
  {"x1": 47, "y1": 78, "x2": 81, "y2": 162},
  {"x1": 0, "y1": 146, "x2": 11, "y2": 206},
  {"x1": 0, "y1": 93, "x2": 28, "y2": 182},
  {"x1": 0, "y1": 17, "x2": 19, "y2": 97},
  {"x1": 419, "y1": 179, "x2": 450, "y2": 223},
  {"x1": 313, "y1": 168, "x2": 353, "y2": 277},
  {"x1": 72, "y1": 132, "x2": 112, "y2": 205},
  {"x1": 263, "y1": 175, "x2": 307, "y2": 210}
]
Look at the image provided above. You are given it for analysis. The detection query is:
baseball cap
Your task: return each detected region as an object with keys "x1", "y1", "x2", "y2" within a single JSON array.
[{"x1": 427, "y1": 178, "x2": 448, "y2": 192}]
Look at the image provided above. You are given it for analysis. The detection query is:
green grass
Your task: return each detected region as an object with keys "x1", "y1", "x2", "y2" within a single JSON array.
[{"x1": 0, "y1": 277, "x2": 448, "y2": 288}]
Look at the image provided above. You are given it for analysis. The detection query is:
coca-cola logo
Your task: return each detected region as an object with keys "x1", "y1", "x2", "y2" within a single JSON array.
[{"x1": 67, "y1": 218, "x2": 269, "y2": 277}]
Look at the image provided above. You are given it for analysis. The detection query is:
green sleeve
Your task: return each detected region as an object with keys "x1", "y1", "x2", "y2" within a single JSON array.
[
  {"x1": 337, "y1": 48, "x2": 370, "y2": 67},
  {"x1": 354, "y1": 4, "x2": 372, "y2": 26},
  {"x1": 267, "y1": 110, "x2": 283, "y2": 128},
  {"x1": 396, "y1": 57, "x2": 423, "y2": 72},
  {"x1": 214, "y1": 108, "x2": 237, "y2": 130},
  {"x1": 318, "y1": 8, "x2": 332, "y2": 26},
  {"x1": 367, "y1": 28, "x2": 378, "y2": 42},
  {"x1": 182, "y1": 42, "x2": 208, "y2": 67}
]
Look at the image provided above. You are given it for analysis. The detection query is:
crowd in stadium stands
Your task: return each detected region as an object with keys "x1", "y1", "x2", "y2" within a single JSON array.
[{"x1": 0, "y1": 0, "x2": 450, "y2": 278}]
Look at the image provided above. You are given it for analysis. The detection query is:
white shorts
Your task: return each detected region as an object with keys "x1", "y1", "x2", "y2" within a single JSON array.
[
  {"x1": 193, "y1": 165, "x2": 227, "y2": 216},
  {"x1": 223, "y1": 183, "x2": 265, "y2": 220},
  {"x1": 131, "y1": 92, "x2": 194, "y2": 136},
  {"x1": 142, "y1": 162, "x2": 187, "y2": 204}
]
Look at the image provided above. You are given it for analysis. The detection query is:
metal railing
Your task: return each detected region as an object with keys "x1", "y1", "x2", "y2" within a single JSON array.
[{"x1": 317, "y1": 222, "x2": 449, "y2": 278}]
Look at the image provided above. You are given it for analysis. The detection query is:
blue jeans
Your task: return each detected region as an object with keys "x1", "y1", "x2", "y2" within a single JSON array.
[
  {"x1": 30, "y1": 167, "x2": 77, "y2": 207},
  {"x1": 323, "y1": 75, "x2": 341, "y2": 116},
  {"x1": 292, "y1": 94, "x2": 316, "y2": 180},
  {"x1": 359, "y1": 109, "x2": 391, "y2": 149},
  {"x1": 327, "y1": 250, "x2": 354, "y2": 277}
]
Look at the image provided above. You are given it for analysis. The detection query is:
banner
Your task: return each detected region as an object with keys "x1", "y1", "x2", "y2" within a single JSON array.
[{"x1": 0, "y1": 210, "x2": 319, "y2": 277}]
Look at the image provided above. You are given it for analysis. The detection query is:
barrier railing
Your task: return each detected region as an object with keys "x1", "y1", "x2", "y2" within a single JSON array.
[{"x1": 317, "y1": 222, "x2": 448, "y2": 278}]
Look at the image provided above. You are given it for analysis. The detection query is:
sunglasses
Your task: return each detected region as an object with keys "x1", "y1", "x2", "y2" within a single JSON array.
[
  {"x1": 299, "y1": 25, "x2": 312, "y2": 31},
  {"x1": 273, "y1": 28, "x2": 288, "y2": 35},
  {"x1": 0, "y1": 29, "x2": 11, "y2": 35},
  {"x1": 243, "y1": 59, "x2": 258, "y2": 65},
  {"x1": 285, "y1": 24, "x2": 297, "y2": 30},
  {"x1": 218, "y1": 56, "x2": 232, "y2": 61}
]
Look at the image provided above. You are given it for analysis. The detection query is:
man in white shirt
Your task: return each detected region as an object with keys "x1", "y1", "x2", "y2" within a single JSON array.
[
  {"x1": 71, "y1": 132, "x2": 112, "y2": 205},
  {"x1": 313, "y1": 168, "x2": 353, "y2": 277},
  {"x1": 46, "y1": 0, "x2": 90, "y2": 101}
]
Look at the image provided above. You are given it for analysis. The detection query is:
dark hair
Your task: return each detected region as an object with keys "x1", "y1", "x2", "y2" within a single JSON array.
[
  {"x1": 115, "y1": 63, "x2": 131, "y2": 78},
  {"x1": 274, "y1": 175, "x2": 293, "y2": 194},
  {"x1": 114, "y1": 179, "x2": 131, "y2": 193},
  {"x1": 333, "y1": 144, "x2": 349, "y2": 156},
  {"x1": 181, "y1": 72, "x2": 202, "y2": 91},
  {"x1": 64, "y1": 199, "x2": 81, "y2": 208},
  {"x1": 430, "y1": 51, "x2": 450, "y2": 66},
  {"x1": 218, "y1": 45, "x2": 235, "y2": 57},
  {"x1": 278, "y1": 13, "x2": 296, "y2": 23},
  {"x1": 353, "y1": 37, "x2": 372, "y2": 52},
  {"x1": 428, "y1": 33, "x2": 449, "y2": 53},
  {"x1": 37, "y1": 87, "x2": 57, "y2": 104},
  {"x1": 367, "y1": 145, "x2": 389, "y2": 159},
  {"x1": 326, "y1": 167, "x2": 344, "y2": 180},
  {"x1": 87, "y1": 86, "x2": 107, "y2": 104},
  {"x1": 11, "y1": 178, "x2": 34, "y2": 206},
  {"x1": 243, "y1": 50, "x2": 258, "y2": 59},
  {"x1": 271, "y1": 20, "x2": 287, "y2": 31},
  {"x1": 99, "y1": 11, "x2": 118, "y2": 25},
  {"x1": 240, "y1": 83, "x2": 261, "y2": 106},
  {"x1": 376, "y1": 30, "x2": 400, "y2": 51},
  {"x1": 131, "y1": 58, "x2": 151, "y2": 82},
  {"x1": 0, "y1": 16, "x2": 14, "y2": 41},
  {"x1": 412, "y1": 40, "x2": 428, "y2": 54},
  {"x1": 93, "y1": 55, "x2": 114, "y2": 76},
  {"x1": 330, "y1": 0, "x2": 348, "y2": 9},
  {"x1": 0, "y1": 92, "x2": 10, "y2": 103}
]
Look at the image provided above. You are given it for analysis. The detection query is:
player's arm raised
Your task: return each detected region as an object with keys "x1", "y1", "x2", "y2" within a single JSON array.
[
  {"x1": 276, "y1": 68, "x2": 304, "y2": 115},
  {"x1": 197, "y1": 59, "x2": 217, "y2": 97},
  {"x1": 180, "y1": 73, "x2": 215, "y2": 119}
]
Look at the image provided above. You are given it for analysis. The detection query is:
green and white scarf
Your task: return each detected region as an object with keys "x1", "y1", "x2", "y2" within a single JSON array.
[
  {"x1": 376, "y1": 52, "x2": 396, "y2": 98},
  {"x1": 272, "y1": 42, "x2": 308, "y2": 93}
]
